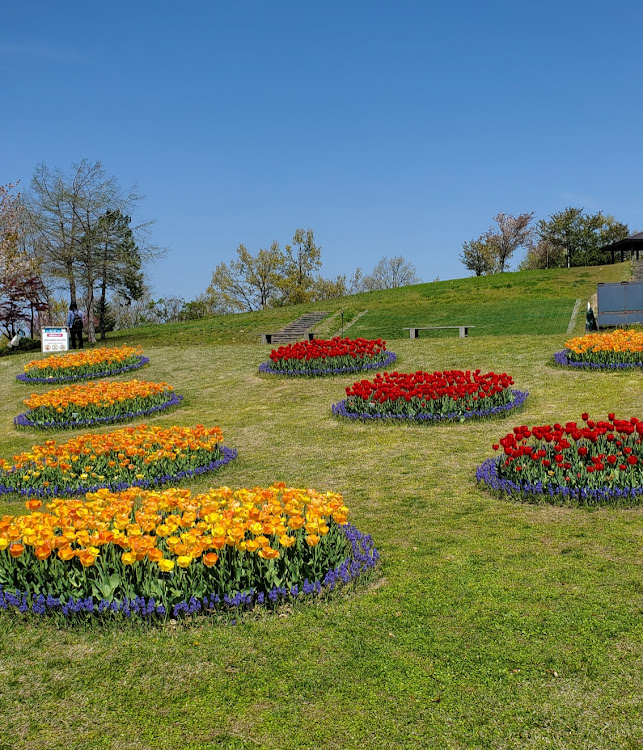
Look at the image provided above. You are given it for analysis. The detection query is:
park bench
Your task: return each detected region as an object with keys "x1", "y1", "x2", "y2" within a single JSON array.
[
  {"x1": 261, "y1": 332, "x2": 318, "y2": 345},
  {"x1": 403, "y1": 326, "x2": 474, "y2": 339}
]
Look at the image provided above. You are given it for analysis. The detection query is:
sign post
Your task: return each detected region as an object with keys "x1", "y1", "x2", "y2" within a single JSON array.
[{"x1": 41, "y1": 327, "x2": 69, "y2": 353}]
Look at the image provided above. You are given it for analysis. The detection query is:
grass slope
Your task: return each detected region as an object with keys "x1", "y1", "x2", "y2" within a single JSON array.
[
  {"x1": 0, "y1": 322, "x2": 641, "y2": 749},
  {"x1": 103, "y1": 262, "x2": 631, "y2": 348}
]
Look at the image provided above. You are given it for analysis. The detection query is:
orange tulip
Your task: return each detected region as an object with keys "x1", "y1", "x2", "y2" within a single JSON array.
[
  {"x1": 34, "y1": 544, "x2": 52, "y2": 560},
  {"x1": 78, "y1": 550, "x2": 97, "y2": 567},
  {"x1": 25, "y1": 499, "x2": 42, "y2": 511},
  {"x1": 257, "y1": 546, "x2": 280, "y2": 560}
]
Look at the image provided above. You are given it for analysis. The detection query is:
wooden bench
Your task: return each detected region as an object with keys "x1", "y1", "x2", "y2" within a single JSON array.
[
  {"x1": 403, "y1": 326, "x2": 474, "y2": 339},
  {"x1": 261, "y1": 332, "x2": 319, "y2": 345}
]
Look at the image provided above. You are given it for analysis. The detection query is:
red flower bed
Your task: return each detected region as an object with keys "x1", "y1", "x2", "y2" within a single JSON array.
[
  {"x1": 333, "y1": 369, "x2": 525, "y2": 421},
  {"x1": 476, "y1": 413, "x2": 643, "y2": 505},
  {"x1": 260, "y1": 337, "x2": 395, "y2": 375}
]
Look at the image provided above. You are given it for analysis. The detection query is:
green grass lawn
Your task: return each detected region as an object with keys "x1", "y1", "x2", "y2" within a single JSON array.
[
  {"x1": 102, "y1": 262, "x2": 631, "y2": 347},
  {"x1": 0, "y1": 265, "x2": 641, "y2": 749}
]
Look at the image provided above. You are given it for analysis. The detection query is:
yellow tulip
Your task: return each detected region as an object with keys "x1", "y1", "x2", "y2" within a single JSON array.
[{"x1": 121, "y1": 551, "x2": 136, "y2": 566}]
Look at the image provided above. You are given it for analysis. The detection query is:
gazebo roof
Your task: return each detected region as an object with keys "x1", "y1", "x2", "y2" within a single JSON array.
[{"x1": 601, "y1": 232, "x2": 643, "y2": 252}]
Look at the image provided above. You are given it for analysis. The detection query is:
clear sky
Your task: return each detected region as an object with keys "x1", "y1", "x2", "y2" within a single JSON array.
[{"x1": 3, "y1": 0, "x2": 642, "y2": 300}]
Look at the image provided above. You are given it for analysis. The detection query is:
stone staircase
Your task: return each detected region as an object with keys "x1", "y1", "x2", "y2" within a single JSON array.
[
  {"x1": 267, "y1": 311, "x2": 330, "y2": 345},
  {"x1": 632, "y1": 259, "x2": 643, "y2": 282}
]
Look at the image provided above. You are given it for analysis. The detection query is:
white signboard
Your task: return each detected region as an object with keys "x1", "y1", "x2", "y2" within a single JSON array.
[{"x1": 41, "y1": 327, "x2": 69, "y2": 353}]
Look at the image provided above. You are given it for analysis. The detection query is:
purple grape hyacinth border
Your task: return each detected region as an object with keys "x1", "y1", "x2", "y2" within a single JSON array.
[
  {"x1": 14, "y1": 391, "x2": 183, "y2": 430},
  {"x1": 553, "y1": 350, "x2": 643, "y2": 370},
  {"x1": 0, "y1": 445, "x2": 238, "y2": 499},
  {"x1": 476, "y1": 456, "x2": 643, "y2": 506},
  {"x1": 0, "y1": 523, "x2": 379, "y2": 622},
  {"x1": 16, "y1": 355, "x2": 150, "y2": 384},
  {"x1": 259, "y1": 351, "x2": 397, "y2": 376},
  {"x1": 332, "y1": 388, "x2": 529, "y2": 423}
]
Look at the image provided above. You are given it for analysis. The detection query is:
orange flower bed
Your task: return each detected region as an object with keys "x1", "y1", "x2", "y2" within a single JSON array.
[
  {"x1": 18, "y1": 346, "x2": 148, "y2": 383},
  {"x1": 16, "y1": 380, "x2": 180, "y2": 429},
  {"x1": 555, "y1": 329, "x2": 643, "y2": 368},
  {"x1": 0, "y1": 424, "x2": 235, "y2": 496},
  {"x1": 0, "y1": 485, "x2": 379, "y2": 619}
]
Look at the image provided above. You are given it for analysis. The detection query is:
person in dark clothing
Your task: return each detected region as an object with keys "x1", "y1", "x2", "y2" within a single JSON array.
[{"x1": 67, "y1": 303, "x2": 84, "y2": 349}]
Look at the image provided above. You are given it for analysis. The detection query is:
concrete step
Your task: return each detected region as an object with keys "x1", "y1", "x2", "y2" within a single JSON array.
[{"x1": 267, "y1": 312, "x2": 330, "y2": 344}]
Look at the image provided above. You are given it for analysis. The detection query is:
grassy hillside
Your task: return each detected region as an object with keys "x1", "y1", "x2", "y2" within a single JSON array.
[
  {"x1": 0, "y1": 316, "x2": 641, "y2": 748},
  {"x1": 105, "y1": 262, "x2": 631, "y2": 347}
]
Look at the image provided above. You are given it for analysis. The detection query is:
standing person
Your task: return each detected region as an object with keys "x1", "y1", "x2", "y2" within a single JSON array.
[{"x1": 67, "y1": 303, "x2": 84, "y2": 350}]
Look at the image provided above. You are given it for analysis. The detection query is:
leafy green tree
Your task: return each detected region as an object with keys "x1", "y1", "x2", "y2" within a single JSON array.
[
  {"x1": 179, "y1": 295, "x2": 217, "y2": 321},
  {"x1": 204, "y1": 229, "x2": 345, "y2": 312},
  {"x1": 94, "y1": 297, "x2": 116, "y2": 333},
  {"x1": 536, "y1": 208, "x2": 628, "y2": 267},
  {"x1": 459, "y1": 236, "x2": 495, "y2": 276},
  {"x1": 277, "y1": 228, "x2": 322, "y2": 305},
  {"x1": 312, "y1": 274, "x2": 348, "y2": 300},
  {"x1": 207, "y1": 241, "x2": 285, "y2": 312},
  {"x1": 92, "y1": 210, "x2": 144, "y2": 339}
]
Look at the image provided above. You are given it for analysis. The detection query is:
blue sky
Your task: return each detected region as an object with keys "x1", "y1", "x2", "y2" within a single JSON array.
[{"x1": 2, "y1": 0, "x2": 642, "y2": 300}]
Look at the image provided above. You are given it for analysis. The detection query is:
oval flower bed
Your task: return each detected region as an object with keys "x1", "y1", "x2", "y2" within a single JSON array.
[
  {"x1": 0, "y1": 424, "x2": 236, "y2": 498},
  {"x1": 476, "y1": 413, "x2": 643, "y2": 506},
  {"x1": 554, "y1": 329, "x2": 643, "y2": 369},
  {"x1": 15, "y1": 379, "x2": 182, "y2": 430},
  {"x1": 332, "y1": 369, "x2": 528, "y2": 422},
  {"x1": 259, "y1": 337, "x2": 396, "y2": 376},
  {"x1": 0, "y1": 484, "x2": 379, "y2": 621},
  {"x1": 17, "y1": 346, "x2": 149, "y2": 384}
]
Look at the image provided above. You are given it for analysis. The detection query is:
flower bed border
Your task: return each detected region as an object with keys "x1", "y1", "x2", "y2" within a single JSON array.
[
  {"x1": 0, "y1": 445, "x2": 238, "y2": 499},
  {"x1": 259, "y1": 351, "x2": 397, "y2": 377},
  {"x1": 14, "y1": 391, "x2": 183, "y2": 430},
  {"x1": 332, "y1": 388, "x2": 528, "y2": 423},
  {"x1": 476, "y1": 456, "x2": 643, "y2": 506},
  {"x1": 553, "y1": 350, "x2": 643, "y2": 370},
  {"x1": 0, "y1": 523, "x2": 379, "y2": 622},
  {"x1": 16, "y1": 355, "x2": 150, "y2": 384}
]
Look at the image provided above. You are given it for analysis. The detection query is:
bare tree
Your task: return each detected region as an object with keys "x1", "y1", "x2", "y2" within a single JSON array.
[
  {"x1": 361, "y1": 256, "x2": 421, "y2": 290},
  {"x1": 518, "y1": 238, "x2": 565, "y2": 270},
  {"x1": 485, "y1": 212, "x2": 534, "y2": 272},
  {"x1": 23, "y1": 160, "x2": 161, "y2": 343}
]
